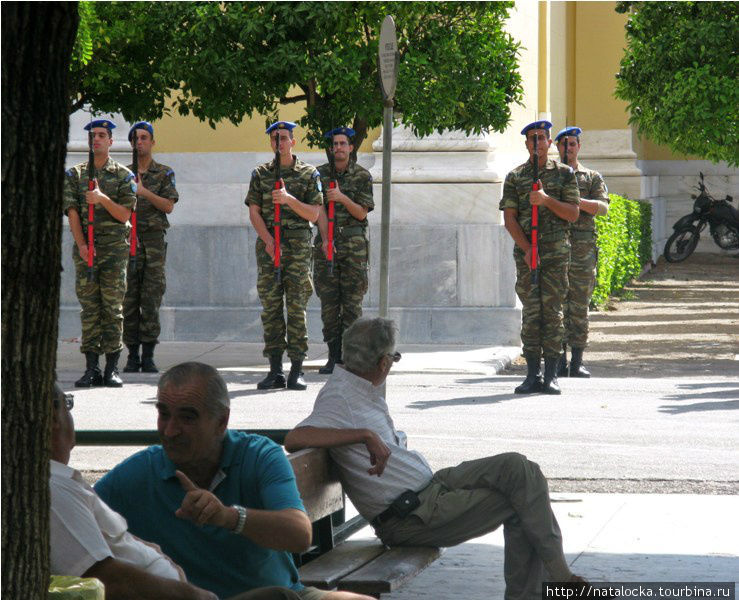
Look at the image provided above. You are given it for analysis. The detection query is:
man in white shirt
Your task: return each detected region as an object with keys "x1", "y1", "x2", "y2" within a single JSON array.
[
  {"x1": 285, "y1": 318, "x2": 590, "y2": 600},
  {"x1": 49, "y1": 382, "x2": 299, "y2": 600}
]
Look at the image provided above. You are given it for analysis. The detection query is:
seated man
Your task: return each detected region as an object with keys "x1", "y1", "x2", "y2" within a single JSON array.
[
  {"x1": 285, "y1": 318, "x2": 590, "y2": 600},
  {"x1": 94, "y1": 363, "x2": 372, "y2": 600},
  {"x1": 50, "y1": 382, "x2": 297, "y2": 600}
]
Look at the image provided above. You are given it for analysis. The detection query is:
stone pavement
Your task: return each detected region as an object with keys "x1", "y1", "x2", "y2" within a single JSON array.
[{"x1": 57, "y1": 254, "x2": 739, "y2": 596}]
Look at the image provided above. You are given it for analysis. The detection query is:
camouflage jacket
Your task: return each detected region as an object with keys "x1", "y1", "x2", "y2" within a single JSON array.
[
  {"x1": 245, "y1": 156, "x2": 323, "y2": 230},
  {"x1": 63, "y1": 157, "x2": 137, "y2": 244},
  {"x1": 572, "y1": 163, "x2": 608, "y2": 231},
  {"x1": 316, "y1": 160, "x2": 374, "y2": 239},
  {"x1": 499, "y1": 158, "x2": 580, "y2": 241},
  {"x1": 126, "y1": 159, "x2": 178, "y2": 233}
]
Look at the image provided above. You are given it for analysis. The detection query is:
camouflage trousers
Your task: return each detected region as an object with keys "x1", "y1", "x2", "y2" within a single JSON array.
[
  {"x1": 514, "y1": 239, "x2": 571, "y2": 359},
  {"x1": 73, "y1": 242, "x2": 129, "y2": 355},
  {"x1": 313, "y1": 234, "x2": 369, "y2": 344},
  {"x1": 123, "y1": 232, "x2": 167, "y2": 345},
  {"x1": 563, "y1": 231, "x2": 597, "y2": 348},
  {"x1": 256, "y1": 234, "x2": 313, "y2": 360}
]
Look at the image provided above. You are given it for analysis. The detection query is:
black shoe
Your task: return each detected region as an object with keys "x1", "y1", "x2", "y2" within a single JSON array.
[
  {"x1": 514, "y1": 353, "x2": 543, "y2": 394},
  {"x1": 75, "y1": 352, "x2": 103, "y2": 387},
  {"x1": 123, "y1": 344, "x2": 141, "y2": 373},
  {"x1": 542, "y1": 357, "x2": 561, "y2": 395},
  {"x1": 104, "y1": 351, "x2": 124, "y2": 387},
  {"x1": 287, "y1": 360, "x2": 307, "y2": 391},
  {"x1": 569, "y1": 347, "x2": 591, "y2": 378},
  {"x1": 257, "y1": 354, "x2": 286, "y2": 390},
  {"x1": 557, "y1": 344, "x2": 569, "y2": 377},
  {"x1": 141, "y1": 342, "x2": 159, "y2": 373},
  {"x1": 319, "y1": 339, "x2": 342, "y2": 375}
]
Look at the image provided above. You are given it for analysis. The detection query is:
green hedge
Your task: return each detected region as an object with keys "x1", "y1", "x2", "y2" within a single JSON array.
[{"x1": 591, "y1": 194, "x2": 652, "y2": 308}]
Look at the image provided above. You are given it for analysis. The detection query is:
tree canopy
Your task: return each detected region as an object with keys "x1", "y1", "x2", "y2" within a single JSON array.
[
  {"x1": 615, "y1": 1, "x2": 739, "y2": 166},
  {"x1": 71, "y1": 1, "x2": 523, "y2": 149}
]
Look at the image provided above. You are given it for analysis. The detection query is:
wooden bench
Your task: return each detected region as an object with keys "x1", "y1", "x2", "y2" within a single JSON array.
[
  {"x1": 289, "y1": 448, "x2": 442, "y2": 598},
  {"x1": 76, "y1": 430, "x2": 442, "y2": 598}
]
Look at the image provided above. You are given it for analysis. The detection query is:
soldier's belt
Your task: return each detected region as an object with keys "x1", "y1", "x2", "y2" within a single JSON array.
[
  {"x1": 269, "y1": 228, "x2": 312, "y2": 240},
  {"x1": 315, "y1": 226, "x2": 366, "y2": 244},
  {"x1": 335, "y1": 226, "x2": 366, "y2": 237},
  {"x1": 530, "y1": 229, "x2": 567, "y2": 243},
  {"x1": 570, "y1": 229, "x2": 596, "y2": 240}
]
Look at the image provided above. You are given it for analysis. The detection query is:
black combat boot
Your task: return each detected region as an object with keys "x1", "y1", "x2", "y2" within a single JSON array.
[
  {"x1": 141, "y1": 342, "x2": 159, "y2": 373},
  {"x1": 542, "y1": 356, "x2": 562, "y2": 395},
  {"x1": 257, "y1": 354, "x2": 286, "y2": 390},
  {"x1": 319, "y1": 339, "x2": 342, "y2": 374},
  {"x1": 557, "y1": 344, "x2": 569, "y2": 377},
  {"x1": 75, "y1": 352, "x2": 103, "y2": 388},
  {"x1": 569, "y1": 347, "x2": 591, "y2": 378},
  {"x1": 514, "y1": 353, "x2": 543, "y2": 394},
  {"x1": 123, "y1": 344, "x2": 141, "y2": 373},
  {"x1": 287, "y1": 359, "x2": 307, "y2": 391},
  {"x1": 104, "y1": 351, "x2": 124, "y2": 387}
]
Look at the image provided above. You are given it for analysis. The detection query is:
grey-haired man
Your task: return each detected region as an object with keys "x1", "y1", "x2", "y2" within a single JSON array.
[{"x1": 286, "y1": 318, "x2": 590, "y2": 599}]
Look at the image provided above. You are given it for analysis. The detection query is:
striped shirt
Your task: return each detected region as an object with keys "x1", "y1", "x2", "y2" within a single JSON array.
[{"x1": 297, "y1": 366, "x2": 433, "y2": 520}]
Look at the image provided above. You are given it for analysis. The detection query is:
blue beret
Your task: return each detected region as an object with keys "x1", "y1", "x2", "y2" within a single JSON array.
[
  {"x1": 128, "y1": 121, "x2": 154, "y2": 142},
  {"x1": 324, "y1": 127, "x2": 355, "y2": 139},
  {"x1": 266, "y1": 121, "x2": 297, "y2": 134},
  {"x1": 555, "y1": 126, "x2": 582, "y2": 142},
  {"x1": 520, "y1": 120, "x2": 552, "y2": 136},
  {"x1": 84, "y1": 119, "x2": 116, "y2": 132}
]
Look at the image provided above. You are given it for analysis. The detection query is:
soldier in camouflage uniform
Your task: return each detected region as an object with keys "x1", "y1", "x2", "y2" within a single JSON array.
[
  {"x1": 499, "y1": 120, "x2": 580, "y2": 395},
  {"x1": 555, "y1": 127, "x2": 609, "y2": 378},
  {"x1": 314, "y1": 127, "x2": 374, "y2": 374},
  {"x1": 122, "y1": 121, "x2": 179, "y2": 374},
  {"x1": 63, "y1": 119, "x2": 137, "y2": 388},
  {"x1": 245, "y1": 121, "x2": 322, "y2": 391}
]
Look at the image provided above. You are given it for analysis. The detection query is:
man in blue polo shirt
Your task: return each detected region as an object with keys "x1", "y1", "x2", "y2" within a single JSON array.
[{"x1": 95, "y1": 362, "x2": 371, "y2": 600}]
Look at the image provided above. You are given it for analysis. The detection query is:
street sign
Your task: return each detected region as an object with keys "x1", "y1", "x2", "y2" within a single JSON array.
[{"x1": 379, "y1": 15, "x2": 398, "y2": 102}]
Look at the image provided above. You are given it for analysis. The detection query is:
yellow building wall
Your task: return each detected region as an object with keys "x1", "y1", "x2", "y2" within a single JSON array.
[
  {"x1": 153, "y1": 91, "x2": 379, "y2": 154},
  {"x1": 572, "y1": 2, "x2": 630, "y2": 130}
]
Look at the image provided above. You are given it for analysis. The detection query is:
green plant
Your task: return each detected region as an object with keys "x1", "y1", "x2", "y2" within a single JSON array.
[
  {"x1": 615, "y1": 2, "x2": 739, "y2": 166},
  {"x1": 591, "y1": 194, "x2": 652, "y2": 308}
]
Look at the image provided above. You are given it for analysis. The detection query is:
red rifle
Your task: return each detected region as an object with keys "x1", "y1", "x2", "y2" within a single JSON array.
[
  {"x1": 325, "y1": 142, "x2": 337, "y2": 276},
  {"x1": 273, "y1": 147, "x2": 282, "y2": 284},
  {"x1": 86, "y1": 129, "x2": 95, "y2": 282},
  {"x1": 129, "y1": 136, "x2": 138, "y2": 268},
  {"x1": 530, "y1": 131, "x2": 540, "y2": 285}
]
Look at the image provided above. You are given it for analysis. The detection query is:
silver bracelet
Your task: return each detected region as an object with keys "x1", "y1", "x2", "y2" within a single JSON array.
[{"x1": 232, "y1": 505, "x2": 247, "y2": 534}]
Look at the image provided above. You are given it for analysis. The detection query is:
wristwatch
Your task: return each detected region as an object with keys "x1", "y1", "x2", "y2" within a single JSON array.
[{"x1": 232, "y1": 505, "x2": 247, "y2": 534}]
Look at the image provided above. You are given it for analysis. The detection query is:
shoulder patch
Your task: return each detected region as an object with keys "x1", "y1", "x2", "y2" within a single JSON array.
[
  {"x1": 251, "y1": 169, "x2": 257, "y2": 178},
  {"x1": 166, "y1": 169, "x2": 176, "y2": 187},
  {"x1": 65, "y1": 168, "x2": 73, "y2": 177},
  {"x1": 312, "y1": 170, "x2": 322, "y2": 192},
  {"x1": 124, "y1": 173, "x2": 137, "y2": 194}
]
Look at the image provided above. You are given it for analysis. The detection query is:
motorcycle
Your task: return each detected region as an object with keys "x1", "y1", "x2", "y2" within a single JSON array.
[{"x1": 663, "y1": 172, "x2": 739, "y2": 262}]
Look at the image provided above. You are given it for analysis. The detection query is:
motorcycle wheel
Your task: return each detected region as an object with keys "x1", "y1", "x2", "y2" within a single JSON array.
[{"x1": 664, "y1": 226, "x2": 700, "y2": 262}]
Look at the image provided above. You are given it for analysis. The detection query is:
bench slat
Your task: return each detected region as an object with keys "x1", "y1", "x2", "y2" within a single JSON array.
[
  {"x1": 288, "y1": 448, "x2": 343, "y2": 522},
  {"x1": 299, "y1": 540, "x2": 386, "y2": 589},
  {"x1": 337, "y1": 546, "x2": 442, "y2": 595}
]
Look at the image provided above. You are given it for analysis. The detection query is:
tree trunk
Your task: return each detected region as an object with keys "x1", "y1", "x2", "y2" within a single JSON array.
[{"x1": 2, "y1": 3, "x2": 79, "y2": 598}]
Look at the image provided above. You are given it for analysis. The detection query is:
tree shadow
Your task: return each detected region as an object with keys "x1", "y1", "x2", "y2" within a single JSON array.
[
  {"x1": 409, "y1": 392, "x2": 524, "y2": 410},
  {"x1": 659, "y1": 399, "x2": 739, "y2": 414}
]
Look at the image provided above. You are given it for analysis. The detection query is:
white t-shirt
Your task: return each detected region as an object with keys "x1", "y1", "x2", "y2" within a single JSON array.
[
  {"x1": 297, "y1": 366, "x2": 433, "y2": 520},
  {"x1": 50, "y1": 460, "x2": 181, "y2": 579}
]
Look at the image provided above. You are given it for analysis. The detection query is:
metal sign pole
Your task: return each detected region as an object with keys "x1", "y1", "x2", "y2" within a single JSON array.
[{"x1": 378, "y1": 15, "x2": 398, "y2": 319}]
